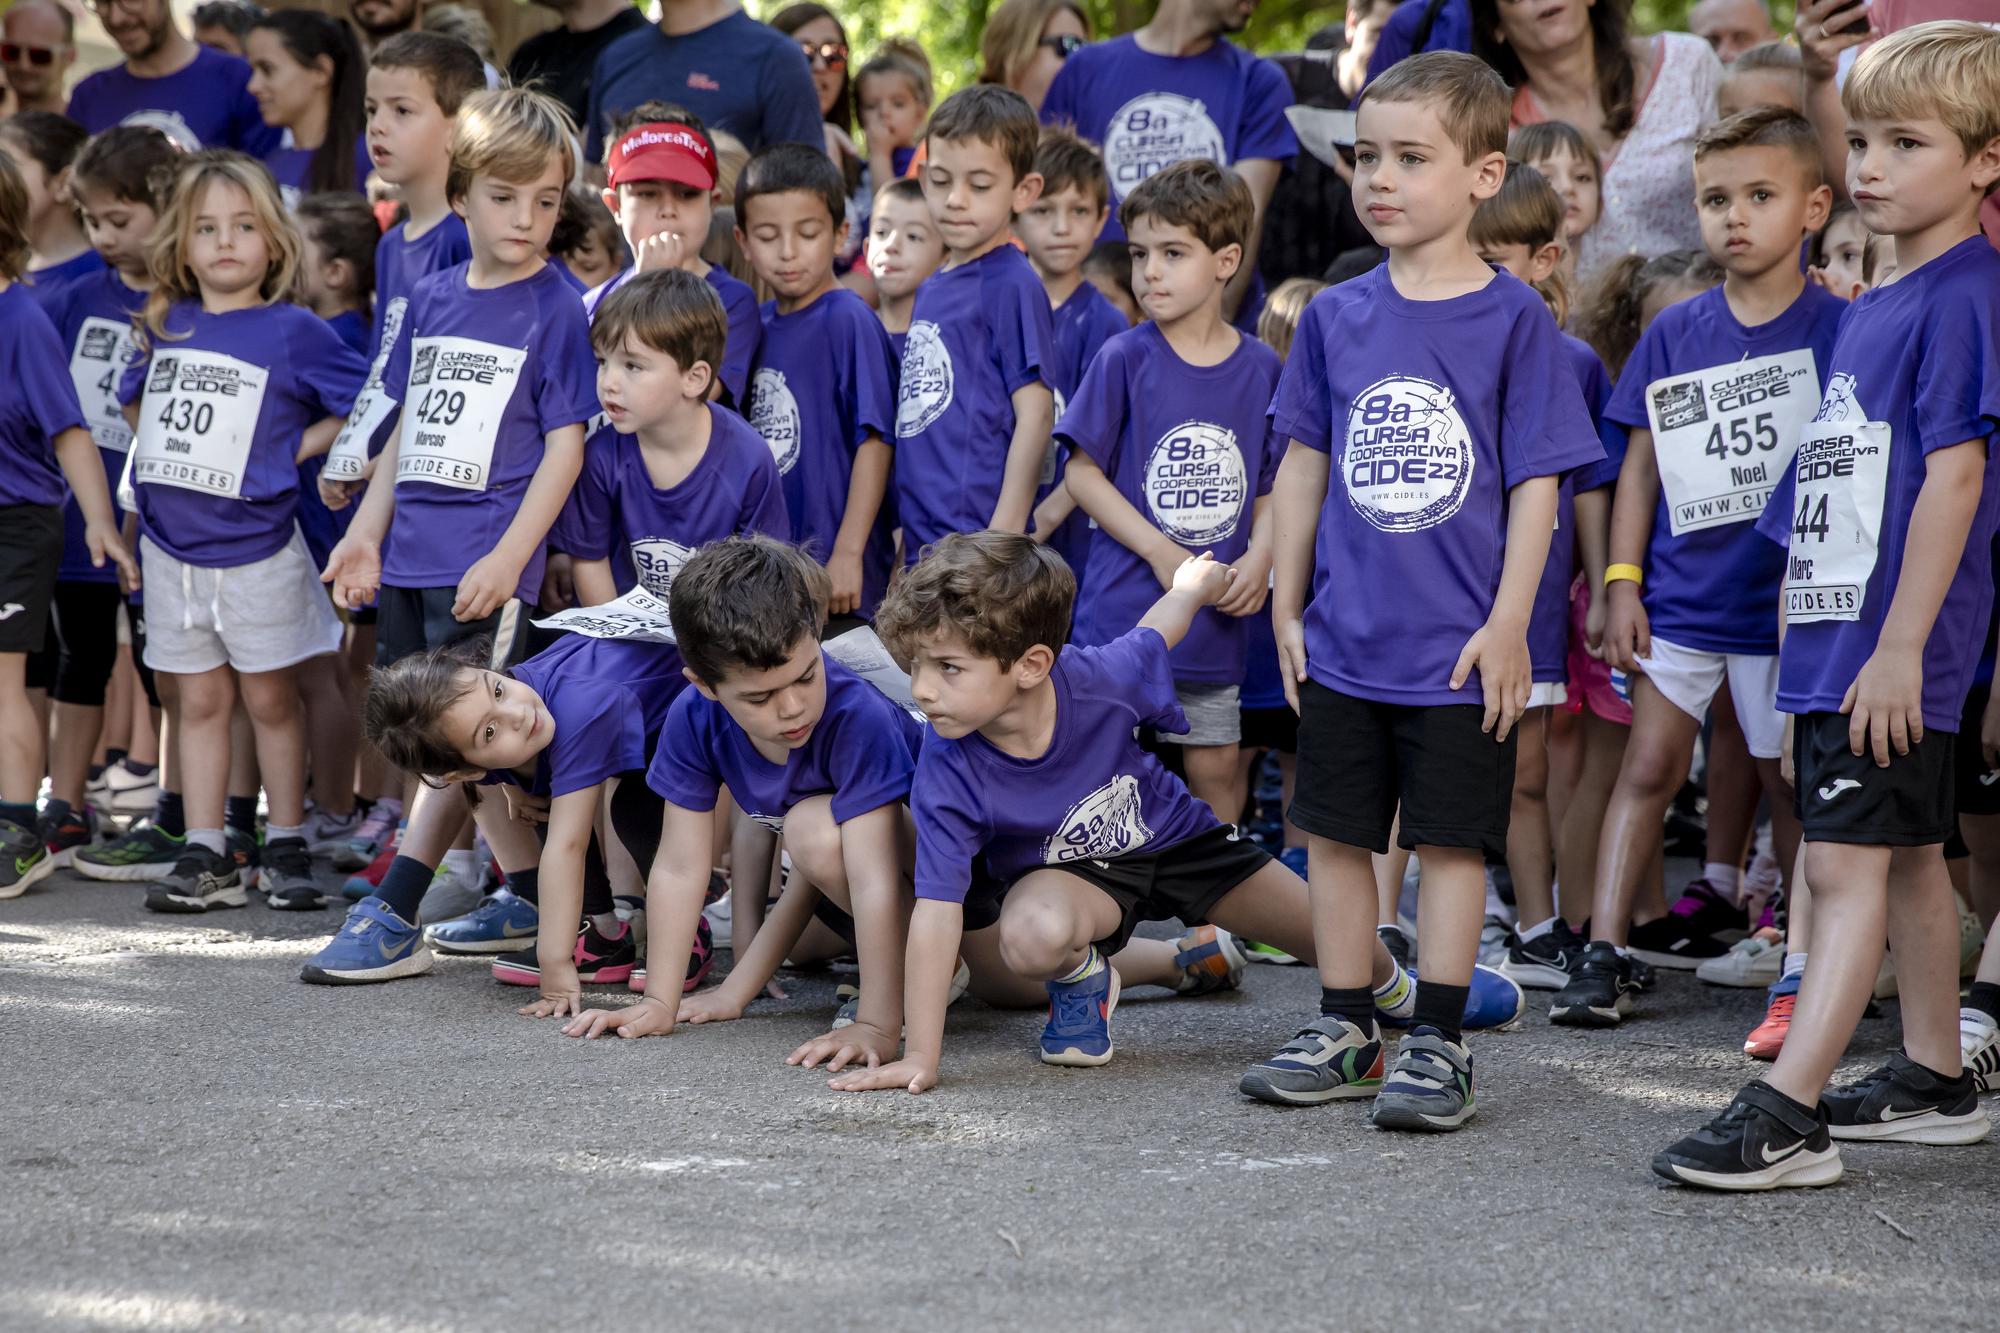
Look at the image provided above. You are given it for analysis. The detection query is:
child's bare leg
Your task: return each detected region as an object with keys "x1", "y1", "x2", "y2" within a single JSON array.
[
  {"x1": 1766, "y1": 841, "x2": 1891, "y2": 1104},
  {"x1": 1372, "y1": 810, "x2": 1409, "y2": 928},
  {"x1": 1884, "y1": 845, "x2": 1967, "y2": 1075},
  {"x1": 1959, "y1": 811, "x2": 2000, "y2": 928},
  {"x1": 238, "y1": 666, "x2": 306, "y2": 827},
  {"x1": 1413, "y1": 845, "x2": 1484, "y2": 988},
  {"x1": 1182, "y1": 741, "x2": 1242, "y2": 826},
  {"x1": 1588, "y1": 679, "x2": 1700, "y2": 944},
  {"x1": 959, "y1": 922, "x2": 1055, "y2": 1008},
  {"x1": 1557, "y1": 709, "x2": 1627, "y2": 924},
  {"x1": 296, "y1": 652, "x2": 356, "y2": 817},
  {"x1": 173, "y1": 667, "x2": 235, "y2": 830},
  {"x1": 730, "y1": 811, "x2": 778, "y2": 956},
  {"x1": 1507, "y1": 708, "x2": 1555, "y2": 924}
]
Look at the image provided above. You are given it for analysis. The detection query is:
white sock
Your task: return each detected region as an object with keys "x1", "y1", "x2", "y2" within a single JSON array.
[
  {"x1": 1054, "y1": 944, "x2": 1104, "y2": 985},
  {"x1": 188, "y1": 828, "x2": 225, "y2": 855},
  {"x1": 1518, "y1": 915, "x2": 1558, "y2": 943},
  {"x1": 1703, "y1": 862, "x2": 1743, "y2": 902},
  {"x1": 265, "y1": 824, "x2": 303, "y2": 843},
  {"x1": 588, "y1": 911, "x2": 621, "y2": 936},
  {"x1": 1782, "y1": 952, "x2": 1807, "y2": 980}
]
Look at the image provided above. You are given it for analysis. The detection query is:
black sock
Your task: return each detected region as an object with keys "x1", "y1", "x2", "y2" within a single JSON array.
[
  {"x1": 507, "y1": 866, "x2": 539, "y2": 905},
  {"x1": 154, "y1": 789, "x2": 185, "y2": 837},
  {"x1": 1969, "y1": 981, "x2": 2000, "y2": 1026},
  {"x1": 375, "y1": 856, "x2": 435, "y2": 921},
  {"x1": 123, "y1": 759, "x2": 157, "y2": 779},
  {"x1": 1319, "y1": 986, "x2": 1376, "y2": 1030},
  {"x1": 581, "y1": 836, "x2": 615, "y2": 917},
  {"x1": 224, "y1": 795, "x2": 257, "y2": 835},
  {"x1": 1412, "y1": 980, "x2": 1469, "y2": 1044},
  {"x1": 0, "y1": 800, "x2": 35, "y2": 831},
  {"x1": 42, "y1": 798, "x2": 72, "y2": 829}
]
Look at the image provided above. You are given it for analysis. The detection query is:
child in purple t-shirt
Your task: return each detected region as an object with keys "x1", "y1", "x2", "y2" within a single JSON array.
[
  {"x1": 864, "y1": 177, "x2": 944, "y2": 364},
  {"x1": 554, "y1": 270, "x2": 789, "y2": 604},
  {"x1": 322, "y1": 88, "x2": 596, "y2": 673},
  {"x1": 1267, "y1": 56, "x2": 1601, "y2": 1132},
  {"x1": 115, "y1": 153, "x2": 367, "y2": 915},
  {"x1": 736, "y1": 144, "x2": 898, "y2": 622},
  {"x1": 1657, "y1": 25, "x2": 2000, "y2": 1192},
  {"x1": 1061, "y1": 160, "x2": 1282, "y2": 829},
  {"x1": 894, "y1": 87, "x2": 1055, "y2": 561},
  {"x1": 300, "y1": 630, "x2": 690, "y2": 997}
]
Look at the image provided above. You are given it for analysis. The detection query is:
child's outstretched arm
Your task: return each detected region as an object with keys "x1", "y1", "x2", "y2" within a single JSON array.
[
  {"x1": 1846, "y1": 438, "x2": 1987, "y2": 766},
  {"x1": 1065, "y1": 452, "x2": 1193, "y2": 590},
  {"x1": 827, "y1": 898, "x2": 962, "y2": 1094},
  {"x1": 679, "y1": 871, "x2": 825, "y2": 1024},
  {"x1": 516, "y1": 786, "x2": 599, "y2": 1020},
  {"x1": 788, "y1": 802, "x2": 912, "y2": 1073},
  {"x1": 455, "y1": 422, "x2": 585, "y2": 622},
  {"x1": 1269, "y1": 440, "x2": 1329, "y2": 712},
  {"x1": 992, "y1": 382, "x2": 1055, "y2": 533},
  {"x1": 1452, "y1": 474, "x2": 1558, "y2": 741},
  {"x1": 563, "y1": 800, "x2": 715, "y2": 1040},
  {"x1": 1140, "y1": 551, "x2": 1236, "y2": 651},
  {"x1": 52, "y1": 426, "x2": 138, "y2": 588}
]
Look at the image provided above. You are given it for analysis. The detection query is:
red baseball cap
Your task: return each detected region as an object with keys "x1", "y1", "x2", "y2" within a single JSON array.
[{"x1": 608, "y1": 123, "x2": 717, "y2": 191}]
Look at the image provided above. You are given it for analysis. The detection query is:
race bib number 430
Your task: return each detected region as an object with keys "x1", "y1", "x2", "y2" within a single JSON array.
[
  {"x1": 1648, "y1": 349, "x2": 1817, "y2": 535},
  {"x1": 396, "y1": 336, "x2": 525, "y2": 492},
  {"x1": 1782, "y1": 418, "x2": 1890, "y2": 624},
  {"x1": 131, "y1": 350, "x2": 268, "y2": 498}
]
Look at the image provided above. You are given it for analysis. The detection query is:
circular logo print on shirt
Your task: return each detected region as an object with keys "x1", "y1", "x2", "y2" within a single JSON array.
[
  {"x1": 629, "y1": 537, "x2": 694, "y2": 598},
  {"x1": 1340, "y1": 375, "x2": 1477, "y2": 533},
  {"x1": 1103, "y1": 93, "x2": 1227, "y2": 201},
  {"x1": 896, "y1": 320, "x2": 954, "y2": 438},
  {"x1": 749, "y1": 367, "x2": 802, "y2": 475},
  {"x1": 1145, "y1": 421, "x2": 1246, "y2": 546},
  {"x1": 120, "y1": 109, "x2": 202, "y2": 151},
  {"x1": 1043, "y1": 775, "x2": 1155, "y2": 865}
]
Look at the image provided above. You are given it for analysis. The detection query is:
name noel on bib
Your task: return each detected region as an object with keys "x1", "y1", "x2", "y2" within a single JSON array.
[
  {"x1": 131, "y1": 349, "x2": 268, "y2": 498},
  {"x1": 1647, "y1": 348, "x2": 1817, "y2": 536},
  {"x1": 396, "y1": 335, "x2": 526, "y2": 492},
  {"x1": 1782, "y1": 374, "x2": 1889, "y2": 625},
  {"x1": 68, "y1": 315, "x2": 140, "y2": 454}
]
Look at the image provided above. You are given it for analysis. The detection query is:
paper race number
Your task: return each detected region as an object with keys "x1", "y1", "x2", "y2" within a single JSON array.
[
  {"x1": 531, "y1": 587, "x2": 676, "y2": 643},
  {"x1": 1647, "y1": 349, "x2": 1817, "y2": 536},
  {"x1": 1782, "y1": 417, "x2": 1890, "y2": 624},
  {"x1": 67, "y1": 316, "x2": 139, "y2": 455},
  {"x1": 130, "y1": 350, "x2": 269, "y2": 499},
  {"x1": 395, "y1": 336, "x2": 525, "y2": 492}
]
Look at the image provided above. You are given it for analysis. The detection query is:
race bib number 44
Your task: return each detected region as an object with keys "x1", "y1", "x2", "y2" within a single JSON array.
[
  {"x1": 131, "y1": 351, "x2": 268, "y2": 498},
  {"x1": 396, "y1": 336, "x2": 525, "y2": 492},
  {"x1": 1782, "y1": 418, "x2": 1890, "y2": 624},
  {"x1": 1648, "y1": 349, "x2": 1817, "y2": 535}
]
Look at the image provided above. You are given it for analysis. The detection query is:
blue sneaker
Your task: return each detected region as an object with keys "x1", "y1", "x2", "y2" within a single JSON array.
[
  {"x1": 300, "y1": 897, "x2": 434, "y2": 986},
  {"x1": 1041, "y1": 966, "x2": 1120, "y2": 1067},
  {"x1": 1378, "y1": 964, "x2": 1524, "y2": 1031},
  {"x1": 1371, "y1": 1026, "x2": 1476, "y2": 1132},
  {"x1": 424, "y1": 885, "x2": 538, "y2": 954}
]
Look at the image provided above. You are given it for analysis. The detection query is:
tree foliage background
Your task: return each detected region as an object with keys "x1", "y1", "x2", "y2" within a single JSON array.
[{"x1": 759, "y1": 0, "x2": 1797, "y2": 96}]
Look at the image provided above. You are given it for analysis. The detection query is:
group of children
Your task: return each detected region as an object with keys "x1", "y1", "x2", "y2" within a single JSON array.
[{"x1": 1, "y1": 12, "x2": 1999, "y2": 1196}]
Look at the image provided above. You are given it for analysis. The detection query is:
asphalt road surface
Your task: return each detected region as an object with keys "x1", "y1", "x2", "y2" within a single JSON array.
[{"x1": 3, "y1": 863, "x2": 1994, "y2": 1331}]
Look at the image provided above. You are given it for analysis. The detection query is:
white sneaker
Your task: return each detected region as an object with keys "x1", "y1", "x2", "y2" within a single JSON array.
[
  {"x1": 1961, "y1": 1007, "x2": 1999, "y2": 1094},
  {"x1": 417, "y1": 860, "x2": 484, "y2": 924},
  {"x1": 701, "y1": 894, "x2": 732, "y2": 949},
  {"x1": 301, "y1": 804, "x2": 364, "y2": 856},
  {"x1": 1697, "y1": 929, "x2": 1784, "y2": 988},
  {"x1": 1476, "y1": 913, "x2": 1512, "y2": 968},
  {"x1": 101, "y1": 760, "x2": 160, "y2": 816}
]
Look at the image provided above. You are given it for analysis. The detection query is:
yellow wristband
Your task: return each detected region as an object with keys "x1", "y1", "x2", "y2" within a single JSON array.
[{"x1": 1604, "y1": 563, "x2": 1644, "y2": 589}]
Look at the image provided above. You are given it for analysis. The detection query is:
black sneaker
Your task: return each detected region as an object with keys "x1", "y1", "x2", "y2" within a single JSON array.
[
  {"x1": 1627, "y1": 954, "x2": 1658, "y2": 991},
  {"x1": 1626, "y1": 885, "x2": 1737, "y2": 969},
  {"x1": 260, "y1": 837, "x2": 326, "y2": 911},
  {"x1": 1653, "y1": 1081, "x2": 1843, "y2": 1191},
  {"x1": 1549, "y1": 941, "x2": 1636, "y2": 1027},
  {"x1": 144, "y1": 846, "x2": 246, "y2": 913},
  {"x1": 1822, "y1": 1052, "x2": 1992, "y2": 1145},
  {"x1": 1498, "y1": 919, "x2": 1584, "y2": 990}
]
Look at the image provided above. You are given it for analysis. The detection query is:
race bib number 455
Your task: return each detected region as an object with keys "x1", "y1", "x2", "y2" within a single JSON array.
[
  {"x1": 131, "y1": 351, "x2": 268, "y2": 498},
  {"x1": 396, "y1": 336, "x2": 525, "y2": 492},
  {"x1": 1648, "y1": 349, "x2": 1817, "y2": 535},
  {"x1": 1782, "y1": 418, "x2": 1890, "y2": 624}
]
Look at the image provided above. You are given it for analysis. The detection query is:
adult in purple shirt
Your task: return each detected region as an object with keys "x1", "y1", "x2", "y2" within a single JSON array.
[
  {"x1": 583, "y1": 0, "x2": 825, "y2": 163},
  {"x1": 66, "y1": 0, "x2": 278, "y2": 155},
  {"x1": 1039, "y1": 0, "x2": 1295, "y2": 321}
]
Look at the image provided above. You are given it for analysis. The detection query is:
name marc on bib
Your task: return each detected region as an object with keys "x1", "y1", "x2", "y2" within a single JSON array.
[{"x1": 1782, "y1": 402, "x2": 1890, "y2": 625}]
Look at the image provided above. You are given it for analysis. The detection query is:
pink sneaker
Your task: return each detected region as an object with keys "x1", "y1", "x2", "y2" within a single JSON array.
[
  {"x1": 491, "y1": 919, "x2": 637, "y2": 986},
  {"x1": 629, "y1": 913, "x2": 714, "y2": 993}
]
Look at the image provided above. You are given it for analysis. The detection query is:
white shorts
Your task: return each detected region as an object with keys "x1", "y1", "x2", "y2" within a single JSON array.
[
  {"x1": 1635, "y1": 634, "x2": 1784, "y2": 759},
  {"x1": 1528, "y1": 680, "x2": 1568, "y2": 710},
  {"x1": 140, "y1": 529, "x2": 343, "y2": 675}
]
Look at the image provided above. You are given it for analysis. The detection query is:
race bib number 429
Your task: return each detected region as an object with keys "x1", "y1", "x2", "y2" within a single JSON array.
[{"x1": 396, "y1": 336, "x2": 525, "y2": 492}]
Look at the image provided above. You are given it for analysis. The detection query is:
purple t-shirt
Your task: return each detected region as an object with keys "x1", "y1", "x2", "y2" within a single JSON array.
[
  {"x1": 912, "y1": 627, "x2": 1219, "y2": 906},
  {"x1": 26, "y1": 251, "x2": 107, "y2": 308},
  {"x1": 1530, "y1": 333, "x2": 1613, "y2": 678},
  {"x1": 1059, "y1": 322, "x2": 1282, "y2": 685},
  {"x1": 0, "y1": 284, "x2": 87, "y2": 510},
  {"x1": 1039, "y1": 33, "x2": 1296, "y2": 244},
  {"x1": 583, "y1": 264, "x2": 761, "y2": 409},
  {"x1": 551, "y1": 403, "x2": 789, "y2": 597},
  {"x1": 1756, "y1": 237, "x2": 2000, "y2": 732},
  {"x1": 1048, "y1": 281, "x2": 1129, "y2": 410},
  {"x1": 118, "y1": 300, "x2": 366, "y2": 568},
  {"x1": 496, "y1": 634, "x2": 690, "y2": 797},
  {"x1": 379, "y1": 261, "x2": 598, "y2": 599},
  {"x1": 39, "y1": 270, "x2": 144, "y2": 582},
  {"x1": 265, "y1": 131, "x2": 374, "y2": 203},
  {"x1": 372, "y1": 215, "x2": 470, "y2": 362},
  {"x1": 746, "y1": 288, "x2": 899, "y2": 618},
  {"x1": 1269, "y1": 266, "x2": 1604, "y2": 705},
  {"x1": 66, "y1": 45, "x2": 279, "y2": 154},
  {"x1": 895, "y1": 244, "x2": 1052, "y2": 561},
  {"x1": 647, "y1": 655, "x2": 923, "y2": 828},
  {"x1": 1606, "y1": 283, "x2": 1846, "y2": 655}
]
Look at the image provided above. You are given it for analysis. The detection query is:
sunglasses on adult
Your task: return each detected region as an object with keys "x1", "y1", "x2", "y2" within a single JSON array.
[
  {"x1": 799, "y1": 40, "x2": 847, "y2": 70},
  {"x1": 82, "y1": 0, "x2": 154, "y2": 14},
  {"x1": 1, "y1": 41, "x2": 63, "y2": 65},
  {"x1": 1041, "y1": 33, "x2": 1085, "y2": 58}
]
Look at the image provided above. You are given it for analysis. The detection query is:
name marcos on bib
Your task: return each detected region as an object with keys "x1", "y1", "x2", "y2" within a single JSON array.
[
  {"x1": 396, "y1": 335, "x2": 526, "y2": 492},
  {"x1": 1339, "y1": 375, "x2": 1476, "y2": 533},
  {"x1": 132, "y1": 350, "x2": 268, "y2": 498},
  {"x1": 1648, "y1": 348, "x2": 1816, "y2": 535},
  {"x1": 1782, "y1": 374, "x2": 1889, "y2": 625},
  {"x1": 1104, "y1": 93, "x2": 1226, "y2": 200}
]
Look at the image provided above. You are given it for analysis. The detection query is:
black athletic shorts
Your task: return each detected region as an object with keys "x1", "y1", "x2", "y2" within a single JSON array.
[
  {"x1": 1793, "y1": 710, "x2": 1955, "y2": 846},
  {"x1": 375, "y1": 585, "x2": 538, "y2": 669},
  {"x1": 1033, "y1": 823, "x2": 1271, "y2": 954},
  {"x1": 1954, "y1": 680, "x2": 2000, "y2": 818},
  {"x1": 0, "y1": 504, "x2": 62, "y2": 656},
  {"x1": 1239, "y1": 703, "x2": 1299, "y2": 754},
  {"x1": 1291, "y1": 679, "x2": 1516, "y2": 858},
  {"x1": 47, "y1": 581, "x2": 125, "y2": 705}
]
